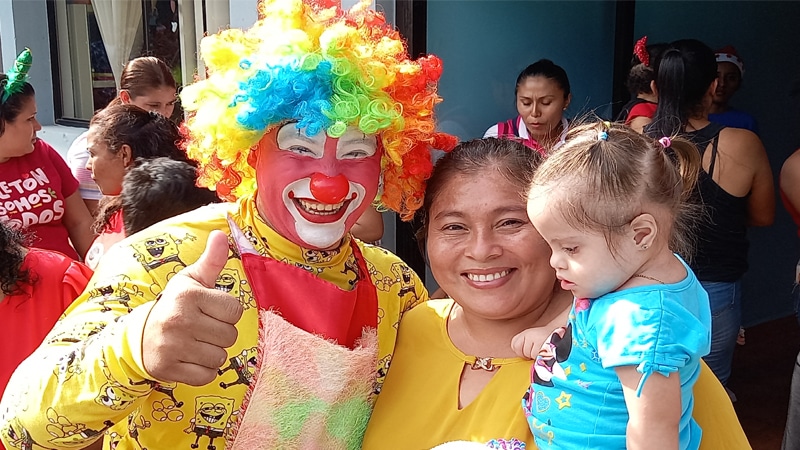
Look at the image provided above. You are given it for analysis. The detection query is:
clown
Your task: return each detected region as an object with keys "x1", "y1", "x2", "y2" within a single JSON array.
[{"x1": 0, "y1": 1, "x2": 456, "y2": 449}]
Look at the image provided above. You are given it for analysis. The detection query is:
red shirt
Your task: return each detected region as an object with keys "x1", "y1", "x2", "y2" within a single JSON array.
[
  {"x1": 0, "y1": 140, "x2": 81, "y2": 259},
  {"x1": 85, "y1": 209, "x2": 126, "y2": 270},
  {"x1": 0, "y1": 249, "x2": 93, "y2": 402},
  {"x1": 625, "y1": 102, "x2": 658, "y2": 124},
  {"x1": 781, "y1": 187, "x2": 800, "y2": 239}
]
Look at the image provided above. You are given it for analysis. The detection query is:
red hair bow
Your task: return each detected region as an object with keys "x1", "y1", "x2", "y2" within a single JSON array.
[{"x1": 634, "y1": 36, "x2": 649, "y2": 67}]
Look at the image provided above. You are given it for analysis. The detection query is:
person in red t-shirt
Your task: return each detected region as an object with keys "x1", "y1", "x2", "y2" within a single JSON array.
[
  {"x1": 616, "y1": 36, "x2": 668, "y2": 133},
  {"x1": 0, "y1": 222, "x2": 93, "y2": 410},
  {"x1": 0, "y1": 52, "x2": 95, "y2": 260}
]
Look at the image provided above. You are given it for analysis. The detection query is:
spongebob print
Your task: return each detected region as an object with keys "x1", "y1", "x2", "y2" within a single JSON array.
[
  {"x1": 369, "y1": 258, "x2": 416, "y2": 297},
  {"x1": 4, "y1": 419, "x2": 36, "y2": 450},
  {"x1": 87, "y1": 275, "x2": 143, "y2": 313},
  {"x1": 131, "y1": 233, "x2": 191, "y2": 272},
  {"x1": 96, "y1": 382, "x2": 137, "y2": 411},
  {"x1": 129, "y1": 379, "x2": 184, "y2": 407},
  {"x1": 289, "y1": 259, "x2": 323, "y2": 275},
  {"x1": 214, "y1": 268, "x2": 254, "y2": 309},
  {"x1": 303, "y1": 248, "x2": 338, "y2": 264},
  {"x1": 54, "y1": 347, "x2": 84, "y2": 383},
  {"x1": 128, "y1": 414, "x2": 151, "y2": 450},
  {"x1": 45, "y1": 321, "x2": 106, "y2": 346},
  {"x1": 44, "y1": 408, "x2": 113, "y2": 447},
  {"x1": 96, "y1": 362, "x2": 137, "y2": 411},
  {"x1": 184, "y1": 396, "x2": 236, "y2": 450},
  {"x1": 217, "y1": 347, "x2": 258, "y2": 389},
  {"x1": 243, "y1": 226, "x2": 269, "y2": 255},
  {"x1": 373, "y1": 354, "x2": 392, "y2": 395},
  {"x1": 341, "y1": 253, "x2": 360, "y2": 286},
  {"x1": 390, "y1": 262, "x2": 416, "y2": 298}
]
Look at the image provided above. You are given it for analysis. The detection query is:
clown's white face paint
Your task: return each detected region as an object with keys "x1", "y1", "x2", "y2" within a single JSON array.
[{"x1": 254, "y1": 123, "x2": 381, "y2": 249}]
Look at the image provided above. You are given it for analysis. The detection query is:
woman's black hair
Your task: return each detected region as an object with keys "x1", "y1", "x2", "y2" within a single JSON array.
[
  {"x1": 645, "y1": 39, "x2": 717, "y2": 139},
  {"x1": 89, "y1": 103, "x2": 190, "y2": 163},
  {"x1": 91, "y1": 104, "x2": 195, "y2": 234},
  {"x1": 0, "y1": 222, "x2": 31, "y2": 296},
  {"x1": 0, "y1": 74, "x2": 35, "y2": 137},
  {"x1": 414, "y1": 138, "x2": 544, "y2": 259},
  {"x1": 515, "y1": 59, "x2": 571, "y2": 99}
]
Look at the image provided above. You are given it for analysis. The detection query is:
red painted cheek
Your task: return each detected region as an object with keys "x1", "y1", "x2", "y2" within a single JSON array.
[{"x1": 309, "y1": 173, "x2": 350, "y2": 204}]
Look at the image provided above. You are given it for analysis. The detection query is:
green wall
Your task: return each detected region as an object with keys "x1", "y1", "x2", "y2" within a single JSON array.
[
  {"x1": 427, "y1": 0, "x2": 800, "y2": 326},
  {"x1": 427, "y1": 0, "x2": 617, "y2": 140}
]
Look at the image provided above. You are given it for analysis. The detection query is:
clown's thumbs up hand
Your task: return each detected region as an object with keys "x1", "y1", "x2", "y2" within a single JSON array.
[{"x1": 142, "y1": 230, "x2": 244, "y2": 386}]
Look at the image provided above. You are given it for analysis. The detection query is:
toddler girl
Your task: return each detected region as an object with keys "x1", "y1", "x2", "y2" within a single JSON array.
[{"x1": 514, "y1": 122, "x2": 711, "y2": 449}]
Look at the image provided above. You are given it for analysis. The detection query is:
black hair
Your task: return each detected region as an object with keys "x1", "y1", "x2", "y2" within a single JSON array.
[
  {"x1": 0, "y1": 74, "x2": 35, "y2": 136},
  {"x1": 0, "y1": 221, "x2": 32, "y2": 296},
  {"x1": 90, "y1": 104, "x2": 196, "y2": 234},
  {"x1": 515, "y1": 59, "x2": 571, "y2": 99},
  {"x1": 645, "y1": 39, "x2": 717, "y2": 139},
  {"x1": 121, "y1": 158, "x2": 220, "y2": 235},
  {"x1": 415, "y1": 138, "x2": 544, "y2": 257},
  {"x1": 626, "y1": 42, "x2": 669, "y2": 96},
  {"x1": 89, "y1": 103, "x2": 190, "y2": 162}
]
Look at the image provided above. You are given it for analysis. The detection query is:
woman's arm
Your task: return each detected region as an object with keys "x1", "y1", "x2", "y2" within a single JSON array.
[
  {"x1": 742, "y1": 137, "x2": 775, "y2": 227},
  {"x1": 716, "y1": 128, "x2": 775, "y2": 226},
  {"x1": 62, "y1": 191, "x2": 96, "y2": 259},
  {"x1": 781, "y1": 149, "x2": 800, "y2": 219},
  {"x1": 616, "y1": 366, "x2": 681, "y2": 450},
  {"x1": 83, "y1": 199, "x2": 100, "y2": 216}
]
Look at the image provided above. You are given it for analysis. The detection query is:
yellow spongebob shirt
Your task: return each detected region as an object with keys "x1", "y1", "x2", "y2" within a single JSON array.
[{"x1": 0, "y1": 195, "x2": 426, "y2": 450}]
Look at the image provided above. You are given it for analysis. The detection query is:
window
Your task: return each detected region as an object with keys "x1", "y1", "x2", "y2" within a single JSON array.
[{"x1": 48, "y1": 0, "x2": 202, "y2": 123}]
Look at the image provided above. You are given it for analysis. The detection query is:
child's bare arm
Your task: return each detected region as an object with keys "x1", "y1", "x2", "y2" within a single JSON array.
[{"x1": 616, "y1": 365, "x2": 680, "y2": 450}]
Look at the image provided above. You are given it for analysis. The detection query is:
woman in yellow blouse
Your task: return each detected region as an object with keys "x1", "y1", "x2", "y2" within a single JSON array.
[{"x1": 363, "y1": 137, "x2": 750, "y2": 449}]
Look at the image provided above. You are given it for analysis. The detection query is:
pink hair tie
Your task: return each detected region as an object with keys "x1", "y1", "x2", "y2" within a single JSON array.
[{"x1": 658, "y1": 137, "x2": 671, "y2": 148}]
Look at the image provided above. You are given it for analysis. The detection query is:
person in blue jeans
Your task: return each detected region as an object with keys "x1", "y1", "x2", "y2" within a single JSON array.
[{"x1": 644, "y1": 39, "x2": 775, "y2": 390}]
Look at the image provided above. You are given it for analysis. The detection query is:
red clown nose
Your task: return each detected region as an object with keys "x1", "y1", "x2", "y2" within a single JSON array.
[{"x1": 309, "y1": 173, "x2": 350, "y2": 204}]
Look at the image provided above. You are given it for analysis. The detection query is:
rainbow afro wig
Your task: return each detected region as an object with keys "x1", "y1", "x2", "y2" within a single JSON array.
[{"x1": 180, "y1": 0, "x2": 458, "y2": 219}]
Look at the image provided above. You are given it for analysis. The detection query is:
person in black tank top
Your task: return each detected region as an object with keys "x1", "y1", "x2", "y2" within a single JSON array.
[{"x1": 645, "y1": 39, "x2": 775, "y2": 393}]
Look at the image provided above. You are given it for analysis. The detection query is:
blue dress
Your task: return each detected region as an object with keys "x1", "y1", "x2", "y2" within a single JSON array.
[{"x1": 522, "y1": 256, "x2": 711, "y2": 449}]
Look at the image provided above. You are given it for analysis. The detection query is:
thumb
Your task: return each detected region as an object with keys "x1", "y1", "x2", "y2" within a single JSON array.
[{"x1": 182, "y1": 230, "x2": 229, "y2": 288}]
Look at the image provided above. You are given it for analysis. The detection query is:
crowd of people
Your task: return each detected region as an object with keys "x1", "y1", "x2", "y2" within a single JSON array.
[{"x1": 0, "y1": 0, "x2": 796, "y2": 448}]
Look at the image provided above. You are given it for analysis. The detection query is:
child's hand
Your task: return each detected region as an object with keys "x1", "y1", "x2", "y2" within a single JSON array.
[{"x1": 511, "y1": 328, "x2": 539, "y2": 359}]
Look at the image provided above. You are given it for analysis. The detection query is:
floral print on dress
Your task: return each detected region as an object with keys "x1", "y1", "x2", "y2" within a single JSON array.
[{"x1": 486, "y1": 438, "x2": 526, "y2": 449}]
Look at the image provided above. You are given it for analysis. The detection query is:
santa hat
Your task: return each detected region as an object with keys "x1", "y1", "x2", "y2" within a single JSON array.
[{"x1": 715, "y1": 45, "x2": 744, "y2": 77}]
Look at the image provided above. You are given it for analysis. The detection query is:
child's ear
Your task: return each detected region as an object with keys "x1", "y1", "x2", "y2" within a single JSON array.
[{"x1": 630, "y1": 213, "x2": 657, "y2": 250}]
